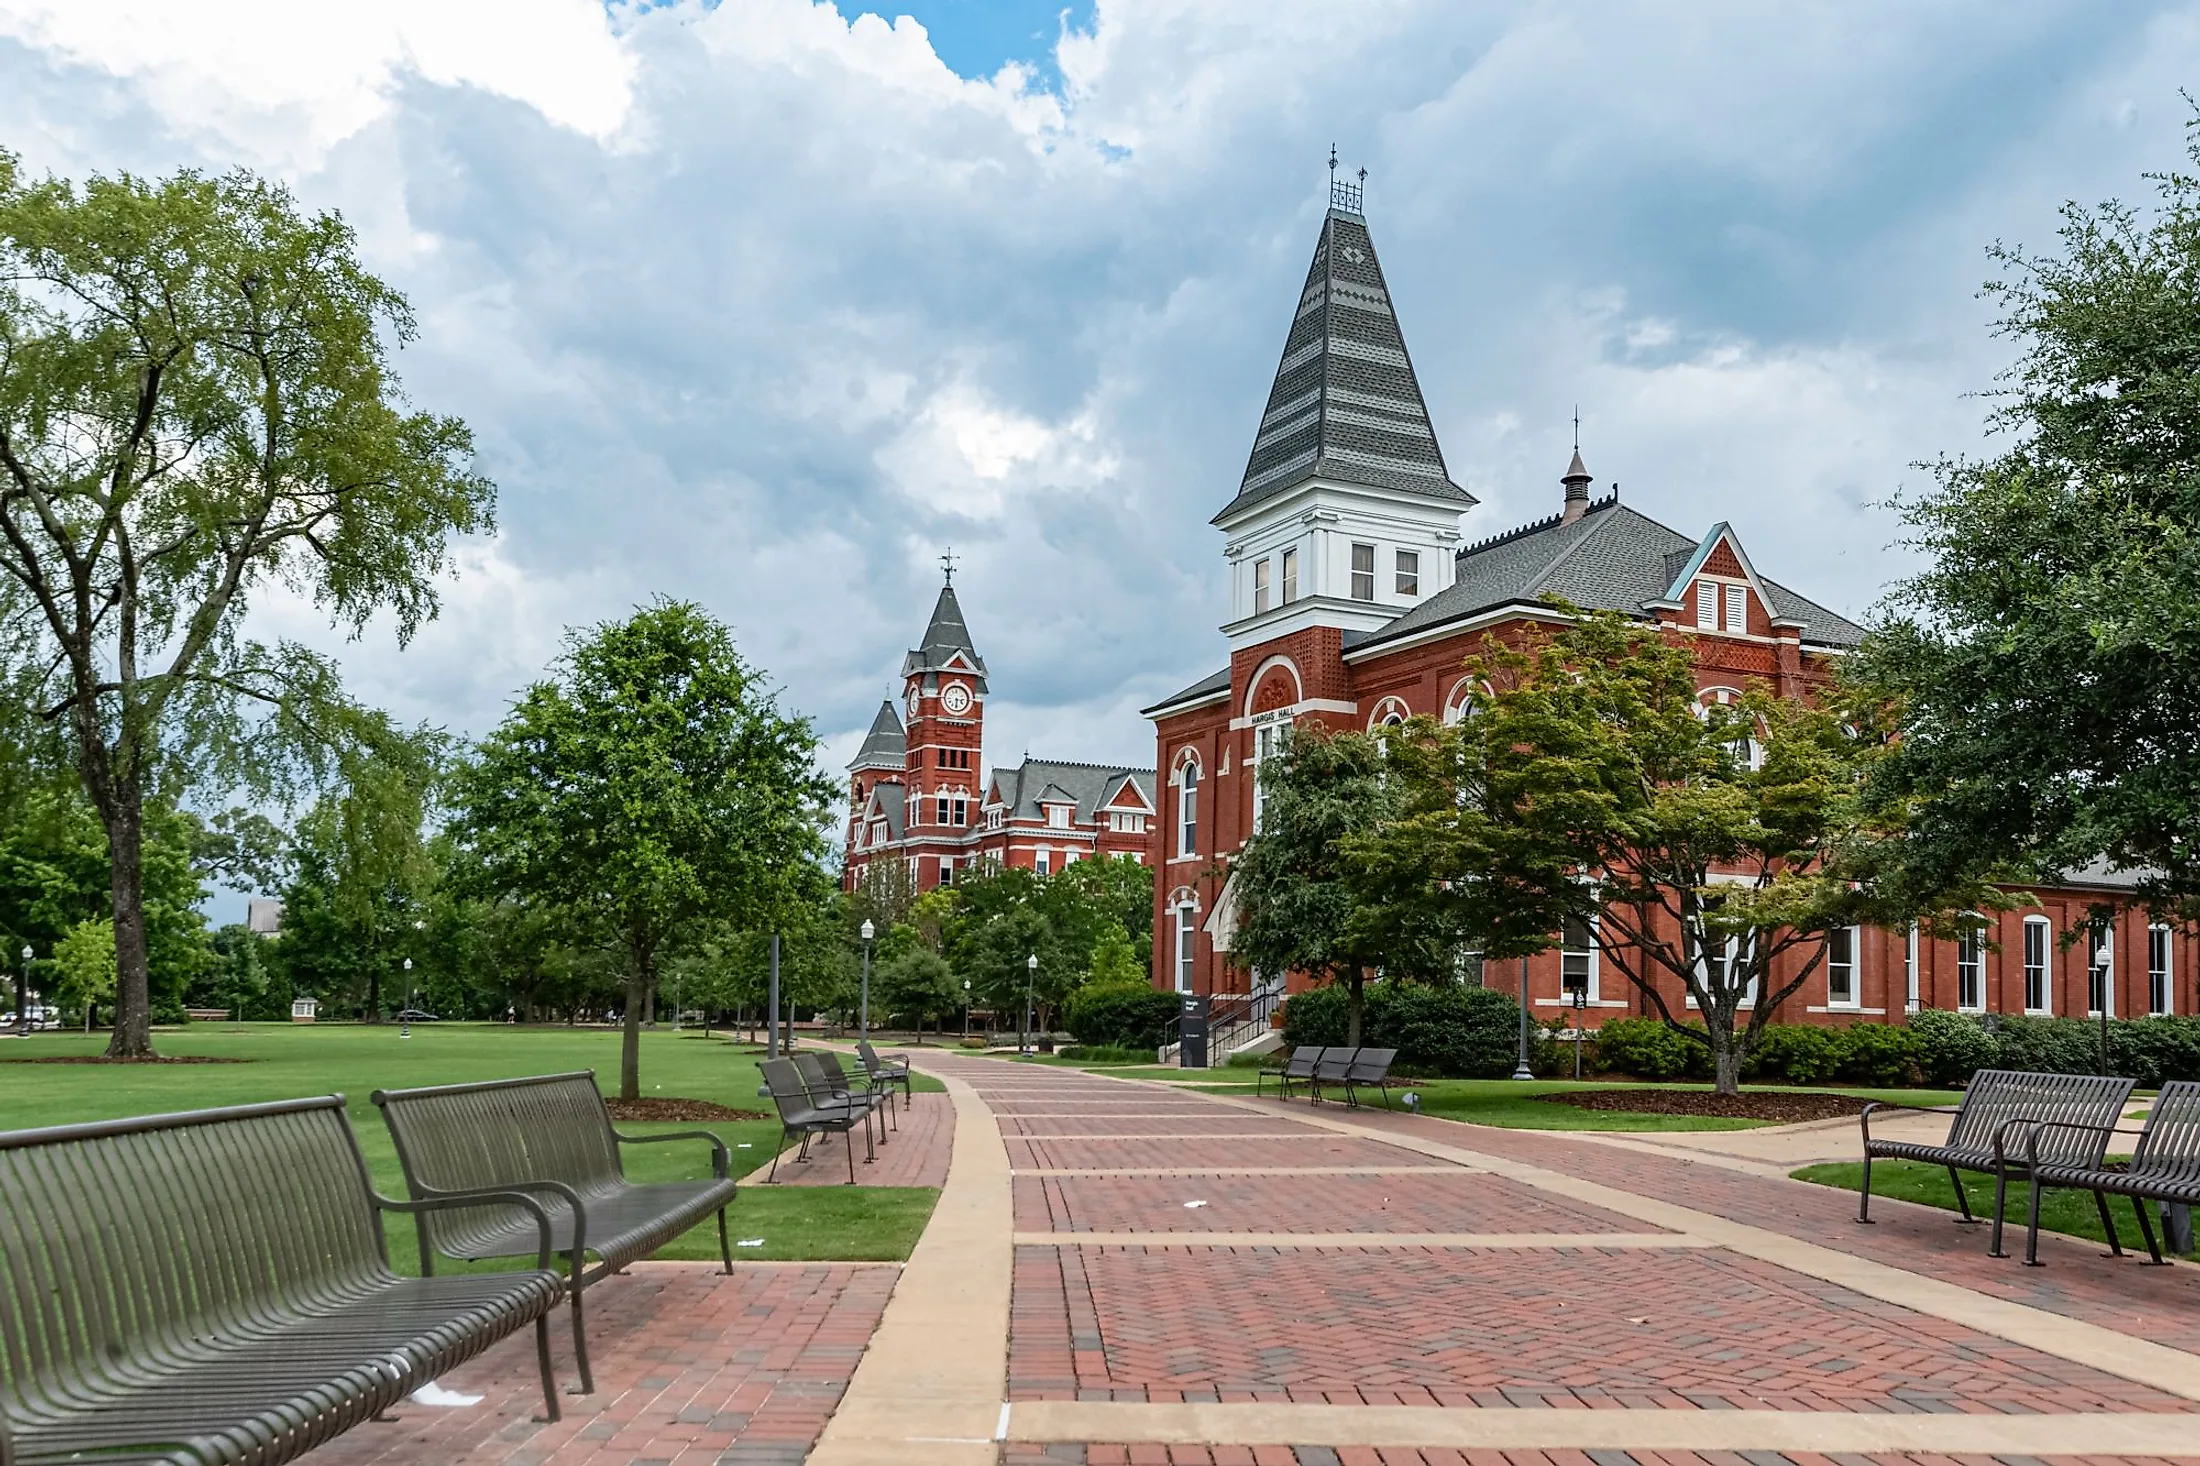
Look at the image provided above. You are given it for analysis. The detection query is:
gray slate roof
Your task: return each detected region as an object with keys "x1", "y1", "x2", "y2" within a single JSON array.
[
  {"x1": 986, "y1": 759, "x2": 1157, "y2": 825},
  {"x1": 1218, "y1": 207, "x2": 1473, "y2": 522},
  {"x1": 901, "y1": 584, "x2": 988, "y2": 689},
  {"x1": 1140, "y1": 665, "x2": 1232, "y2": 718},
  {"x1": 1357, "y1": 493, "x2": 1867, "y2": 654},
  {"x1": 860, "y1": 782, "x2": 906, "y2": 843},
  {"x1": 847, "y1": 700, "x2": 907, "y2": 772}
]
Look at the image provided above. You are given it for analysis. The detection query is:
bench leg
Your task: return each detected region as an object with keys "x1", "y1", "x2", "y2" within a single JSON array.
[
  {"x1": 1857, "y1": 1152, "x2": 1874, "y2": 1223},
  {"x1": 569, "y1": 1285, "x2": 595, "y2": 1394},
  {"x1": 769, "y1": 1127, "x2": 791, "y2": 1183},
  {"x1": 2024, "y1": 1174, "x2": 2047, "y2": 1266},
  {"x1": 535, "y1": 1314, "x2": 562, "y2": 1423},
  {"x1": 2129, "y1": 1195, "x2": 2166, "y2": 1264},
  {"x1": 1950, "y1": 1165, "x2": 1979, "y2": 1224},
  {"x1": 845, "y1": 1124, "x2": 857, "y2": 1185},
  {"x1": 2093, "y1": 1189, "x2": 2125, "y2": 1258},
  {"x1": 717, "y1": 1206, "x2": 733, "y2": 1274},
  {"x1": 1988, "y1": 1167, "x2": 2011, "y2": 1257}
]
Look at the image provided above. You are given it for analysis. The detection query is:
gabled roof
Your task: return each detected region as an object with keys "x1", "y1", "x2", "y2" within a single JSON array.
[
  {"x1": 1101, "y1": 772, "x2": 1155, "y2": 812},
  {"x1": 858, "y1": 783, "x2": 907, "y2": 844},
  {"x1": 1353, "y1": 492, "x2": 1866, "y2": 654},
  {"x1": 847, "y1": 700, "x2": 907, "y2": 772},
  {"x1": 984, "y1": 759, "x2": 1159, "y2": 826},
  {"x1": 900, "y1": 583, "x2": 989, "y2": 688},
  {"x1": 1218, "y1": 205, "x2": 1473, "y2": 523},
  {"x1": 1140, "y1": 665, "x2": 1231, "y2": 719}
]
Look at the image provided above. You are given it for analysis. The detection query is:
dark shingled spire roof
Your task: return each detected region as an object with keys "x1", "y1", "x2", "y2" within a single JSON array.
[
  {"x1": 1218, "y1": 203, "x2": 1473, "y2": 523},
  {"x1": 847, "y1": 700, "x2": 907, "y2": 772},
  {"x1": 900, "y1": 583, "x2": 989, "y2": 689}
]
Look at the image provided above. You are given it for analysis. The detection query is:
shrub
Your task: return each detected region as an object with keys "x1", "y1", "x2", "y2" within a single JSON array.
[
  {"x1": 2113, "y1": 1017, "x2": 2200, "y2": 1089},
  {"x1": 1587, "y1": 1016, "x2": 1711, "y2": 1080},
  {"x1": 1064, "y1": 981, "x2": 1181, "y2": 1050},
  {"x1": 1991, "y1": 1014, "x2": 2104, "y2": 1077},
  {"x1": 1835, "y1": 1023, "x2": 1922, "y2": 1087},
  {"x1": 1056, "y1": 1043, "x2": 1153, "y2": 1063},
  {"x1": 1278, "y1": 980, "x2": 1525, "y2": 1078},
  {"x1": 1907, "y1": 1009, "x2": 1998, "y2": 1086},
  {"x1": 1744, "y1": 1024, "x2": 1846, "y2": 1084}
]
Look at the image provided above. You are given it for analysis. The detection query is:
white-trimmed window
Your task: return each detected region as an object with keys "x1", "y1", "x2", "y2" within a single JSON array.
[
  {"x1": 986, "y1": 806, "x2": 1004, "y2": 831},
  {"x1": 1443, "y1": 680, "x2": 1477, "y2": 726},
  {"x1": 1395, "y1": 549, "x2": 1420, "y2": 597},
  {"x1": 1350, "y1": 542, "x2": 1376, "y2": 601},
  {"x1": 1280, "y1": 547, "x2": 1298, "y2": 604},
  {"x1": 1560, "y1": 913, "x2": 1597, "y2": 1002},
  {"x1": 1035, "y1": 847, "x2": 1051, "y2": 876},
  {"x1": 2089, "y1": 924, "x2": 2114, "y2": 1017},
  {"x1": 1696, "y1": 580, "x2": 1717, "y2": 629},
  {"x1": 953, "y1": 797, "x2": 967, "y2": 825},
  {"x1": 1826, "y1": 926, "x2": 1858, "y2": 1008},
  {"x1": 1253, "y1": 557, "x2": 1272, "y2": 615},
  {"x1": 2150, "y1": 924, "x2": 2173, "y2": 1016},
  {"x1": 1724, "y1": 583, "x2": 1747, "y2": 633},
  {"x1": 1251, "y1": 717, "x2": 1288, "y2": 834},
  {"x1": 938, "y1": 858, "x2": 956, "y2": 887},
  {"x1": 2023, "y1": 916, "x2": 2051, "y2": 1013},
  {"x1": 1176, "y1": 759, "x2": 1199, "y2": 857},
  {"x1": 1905, "y1": 925, "x2": 1920, "y2": 1011},
  {"x1": 1957, "y1": 925, "x2": 1985, "y2": 1011},
  {"x1": 1109, "y1": 811, "x2": 1146, "y2": 834},
  {"x1": 1174, "y1": 904, "x2": 1197, "y2": 992},
  {"x1": 1047, "y1": 803, "x2": 1070, "y2": 829}
]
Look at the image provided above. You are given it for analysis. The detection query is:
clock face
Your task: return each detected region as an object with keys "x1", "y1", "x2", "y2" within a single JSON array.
[{"x1": 941, "y1": 683, "x2": 972, "y2": 715}]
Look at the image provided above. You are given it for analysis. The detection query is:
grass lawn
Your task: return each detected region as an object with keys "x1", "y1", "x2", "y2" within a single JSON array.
[
  {"x1": 1791, "y1": 1158, "x2": 2197, "y2": 1261},
  {"x1": 0, "y1": 1023, "x2": 939, "y2": 1265}
]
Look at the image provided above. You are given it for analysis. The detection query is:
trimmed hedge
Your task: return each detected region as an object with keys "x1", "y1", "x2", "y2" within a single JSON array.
[
  {"x1": 1590, "y1": 1009, "x2": 2200, "y2": 1089},
  {"x1": 1279, "y1": 980, "x2": 1524, "y2": 1078},
  {"x1": 1064, "y1": 982, "x2": 1181, "y2": 1050}
]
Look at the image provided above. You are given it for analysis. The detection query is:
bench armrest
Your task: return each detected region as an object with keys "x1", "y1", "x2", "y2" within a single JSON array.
[
  {"x1": 399, "y1": 1178, "x2": 589, "y2": 1270},
  {"x1": 377, "y1": 1188, "x2": 560, "y2": 1272},
  {"x1": 2017, "y1": 1117, "x2": 2137, "y2": 1167},
  {"x1": 1858, "y1": 1099, "x2": 1961, "y2": 1148},
  {"x1": 614, "y1": 1127, "x2": 733, "y2": 1180}
]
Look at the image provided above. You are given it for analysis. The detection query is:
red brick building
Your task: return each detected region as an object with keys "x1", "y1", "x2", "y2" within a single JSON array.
[
  {"x1": 845, "y1": 581, "x2": 1156, "y2": 890},
  {"x1": 1143, "y1": 182, "x2": 2194, "y2": 1039}
]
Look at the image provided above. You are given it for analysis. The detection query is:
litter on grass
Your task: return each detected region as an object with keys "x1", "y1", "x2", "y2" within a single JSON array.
[{"x1": 738, "y1": 1238, "x2": 766, "y2": 1248}]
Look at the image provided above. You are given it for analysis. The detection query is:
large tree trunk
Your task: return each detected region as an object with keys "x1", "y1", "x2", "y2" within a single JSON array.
[
  {"x1": 101, "y1": 784, "x2": 156, "y2": 1059},
  {"x1": 1710, "y1": 1025, "x2": 1742, "y2": 1096},
  {"x1": 620, "y1": 952, "x2": 651, "y2": 1101},
  {"x1": 1345, "y1": 970, "x2": 1365, "y2": 1047}
]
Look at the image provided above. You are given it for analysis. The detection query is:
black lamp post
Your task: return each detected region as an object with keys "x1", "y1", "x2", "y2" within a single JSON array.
[
  {"x1": 962, "y1": 978, "x2": 972, "y2": 1041},
  {"x1": 16, "y1": 944, "x2": 30, "y2": 1036},
  {"x1": 859, "y1": 919, "x2": 875, "y2": 1042},
  {"x1": 1512, "y1": 954, "x2": 1534, "y2": 1080},
  {"x1": 1022, "y1": 953, "x2": 1037, "y2": 1056}
]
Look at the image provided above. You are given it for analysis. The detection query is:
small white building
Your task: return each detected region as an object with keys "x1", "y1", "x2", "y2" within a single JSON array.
[{"x1": 290, "y1": 997, "x2": 317, "y2": 1024}]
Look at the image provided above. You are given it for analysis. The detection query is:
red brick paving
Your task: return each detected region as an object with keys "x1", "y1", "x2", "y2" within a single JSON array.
[
  {"x1": 1001, "y1": 1116, "x2": 1322, "y2": 1137},
  {"x1": 1008, "y1": 1246, "x2": 2196, "y2": 1412},
  {"x1": 1009, "y1": 1135, "x2": 1434, "y2": 1171},
  {"x1": 1014, "y1": 1172, "x2": 1653, "y2": 1235},
  {"x1": 754, "y1": 1089, "x2": 952, "y2": 1188},
  {"x1": 1007, "y1": 1443, "x2": 2200, "y2": 1452},
  {"x1": 297, "y1": 1262, "x2": 894, "y2": 1466},
  {"x1": 1318, "y1": 1108, "x2": 2200, "y2": 1355}
]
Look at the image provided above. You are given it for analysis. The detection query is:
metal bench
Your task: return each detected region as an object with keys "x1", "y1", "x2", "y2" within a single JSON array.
[
  {"x1": 2021, "y1": 1079, "x2": 2200, "y2": 1266},
  {"x1": 1308, "y1": 1045, "x2": 1361, "y2": 1105},
  {"x1": 799, "y1": 1051, "x2": 895, "y2": 1138},
  {"x1": 1257, "y1": 1046, "x2": 1323, "y2": 1100},
  {"x1": 372, "y1": 1071, "x2": 736, "y2": 1396},
  {"x1": 856, "y1": 1040, "x2": 914, "y2": 1109},
  {"x1": 761, "y1": 1057, "x2": 872, "y2": 1182},
  {"x1": 1857, "y1": 1068, "x2": 2135, "y2": 1256},
  {"x1": 1342, "y1": 1047, "x2": 1399, "y2": 1110},
  {"x1": 0, "y1": 1097, "x2": 566, "y2": 1466}
]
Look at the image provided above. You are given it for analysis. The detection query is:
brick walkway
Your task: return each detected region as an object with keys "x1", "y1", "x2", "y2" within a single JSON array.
[
  {"x1": 904, "y1": 1056, "x2": 2200, "y2": 1466},
  {"x1": 298, "y1": 1262, "x2": 895, "y2": 1466},
  {"x1": 744, "y1": 1088, "x2": 954, "y2": 1188}
]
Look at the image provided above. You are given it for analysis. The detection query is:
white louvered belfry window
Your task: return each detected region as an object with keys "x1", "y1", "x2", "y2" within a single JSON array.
[
  {"x1": 1696, "y1": 580, "x2": 1717, "y2": 628},
  {"x1": 1725, "y1": 584, "x2": 1747, "y2": 632}
]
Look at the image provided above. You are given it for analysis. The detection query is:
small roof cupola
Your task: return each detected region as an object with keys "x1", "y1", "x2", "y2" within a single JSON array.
[{"x1": 1560, "y1": 448, "x2": 1593, "y2": 525}]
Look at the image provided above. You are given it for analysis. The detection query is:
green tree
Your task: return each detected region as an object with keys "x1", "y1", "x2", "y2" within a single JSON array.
[
  {"x1": 450, "y1": 600, "x2": 832, "y2": 1098},
  {"x1": 1426, "y1": 612, "x2": 1983, "y2": 1093},
  {"x1": 1086, "y1": 921, "x2": 1145, "y2": 987},
  {"x1": 0, "y1": 154, "x2": 493, "y2": 1055},
  {"x1": 1852, "y1": 127, "x2": 2200, "y2": 916},
  {"x1": 876, "y1": 946, "x2": 956, "y2": 1038},
  {"x1": 51, "y1": 916, "x2": 115, "y2": 1029},
  {"x1": 1230, "y1": 727, "x2": 1394, "y2": 1046}
]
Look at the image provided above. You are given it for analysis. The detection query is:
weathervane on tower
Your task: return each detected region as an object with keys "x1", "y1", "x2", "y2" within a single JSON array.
[
  {"x1": 940, "y1": 547, "x2": 957, "y2": 585},
  {"x1": 1328, "y1": 145, "x2": 1365, "y2": 214}
]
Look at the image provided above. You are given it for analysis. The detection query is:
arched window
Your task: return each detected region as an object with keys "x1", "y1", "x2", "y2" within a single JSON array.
[
  {"x1": 1442, "y1": 679, "x2": 1481, "y2": 726},
  {"x1": 1175, "y1": 757, "x2": 1200, "y2": 858},
  {"x1": 1698, "y1": 686, "x2": 1763, "y2": 769},
  {"x1": 1367, "y1": 696, "x2": 1410, "y2": 732},
  {"x1": 1250, "y1": 716, "x2": 1290, "y2": 832},
  {"x1": 1172, "y1": 895, "x2": 1199, "y2": 993}
]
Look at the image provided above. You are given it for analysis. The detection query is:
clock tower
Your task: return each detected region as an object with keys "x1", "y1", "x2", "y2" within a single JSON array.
[{"x1": 899, "y1": 575, "x2": 987, "y2": 840}]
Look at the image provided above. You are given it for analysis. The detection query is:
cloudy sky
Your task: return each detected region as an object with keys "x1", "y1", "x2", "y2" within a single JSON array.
[{"x1": 2, "y1": 0, "x2": 2194, "y2": 786}]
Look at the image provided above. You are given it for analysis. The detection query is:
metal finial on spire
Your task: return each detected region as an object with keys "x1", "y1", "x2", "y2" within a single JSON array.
[
  {"x1": 1329, "y1": 143, "x2": 1338, "y2": 176},
  {"x1": 1330, "y1": 153, "x2": 1364, "y2": 215},
  {"x1": 940, "y1": 547, "x2": 957, "y2": 585},
  {"x1": 1573, "y1": 405, "x2": 1580, "y2": 452}
]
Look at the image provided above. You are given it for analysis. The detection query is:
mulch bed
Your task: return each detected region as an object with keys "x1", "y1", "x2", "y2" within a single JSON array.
[
  {"x1": 0, "y1": 1054, "x2": 252, "y2": 1064},
  {"x1": 603, "y1": 1097, "x2": 766, "y2": 1123},
  {"x1": 1538, "y1": 1088, "x2": 1872, "y2": 1122}
]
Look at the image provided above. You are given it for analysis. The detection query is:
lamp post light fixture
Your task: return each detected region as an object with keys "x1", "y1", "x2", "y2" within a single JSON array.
[
  {"x1": 1022, "y1": 953, "x2": 1038, "y2": 1056},
  {"x1": 962, "y1": 978, "x2": 972, "y2": 1041},
  {"x1": 859, "y1": 918, "x2": 875, "y2": 1043},
  {"x1": 399, "y1": 959, "x2": 414, "y2": 1039},
  {"x1": 17, "y1": 944, "x2": 30, "y2": 1036},
  {"x1": 1511, "y1": 954, "x2": 1534, "y2": 1080}
]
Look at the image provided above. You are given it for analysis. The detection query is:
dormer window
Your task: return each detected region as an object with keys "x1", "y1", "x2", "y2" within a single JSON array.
[{"x1": 1047, "y1": 803, "x2": 1070, "y2": 829}]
